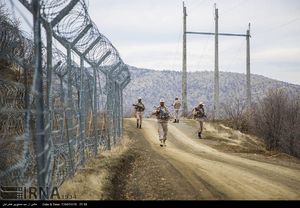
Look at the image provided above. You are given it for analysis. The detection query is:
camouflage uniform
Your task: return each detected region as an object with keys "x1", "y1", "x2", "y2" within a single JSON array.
[
  {"x1": 192, "y1": 104, "x2": 206, "y2": 138},
  {"x1": 152, "y1": 102, "x2": 170, "y2": 146},
  {"x1": 173, "y1": 99, "x2": 181, "y2": 123},
  {"x1": 134, "y1": 101, "x2": 145, "y2": 128}
]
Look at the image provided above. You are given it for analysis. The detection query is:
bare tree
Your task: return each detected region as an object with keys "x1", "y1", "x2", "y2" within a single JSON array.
[
  {"x1": 281, "y1": 94, "x2": 300, "y2": 157},
  {"x1": 249, "y1": 89, "x2": 300, "y2": 158},
  {"x1": 251, "y1": 89, "x2": 287, "y2": 150},
  {"x1": 222, "y1": 97, "x2": 249, "y2": 132}
]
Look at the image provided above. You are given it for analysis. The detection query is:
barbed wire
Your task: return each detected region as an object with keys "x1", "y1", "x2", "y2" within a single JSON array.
[{"x1": 0, "y1": 0, "x2": 130, "y2": 197}]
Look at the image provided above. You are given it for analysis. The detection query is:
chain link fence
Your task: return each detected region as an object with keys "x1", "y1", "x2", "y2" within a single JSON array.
[{"x1": 0, "y1": 0, "x2": 130, "y2": 199}]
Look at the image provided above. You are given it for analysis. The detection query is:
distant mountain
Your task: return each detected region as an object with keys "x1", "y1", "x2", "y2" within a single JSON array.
[{"x1": 123, "y1": 65, "x2": 300, "y2": 117}]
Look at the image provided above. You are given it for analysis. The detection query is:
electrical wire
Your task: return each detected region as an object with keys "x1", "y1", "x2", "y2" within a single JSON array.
[
  {"x1": 222, "y1": 0, "x2": 249, "y2": 16},
  {"x1": 222, "y1": 38, "x2": 245, "y2": 71}
]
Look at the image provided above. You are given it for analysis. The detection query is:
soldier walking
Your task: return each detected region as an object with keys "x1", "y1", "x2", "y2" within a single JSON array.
[
  {"x1": 133, "y1": 97, "x2": 145, "y2": 129},
  {"x1": 192, "y1": 102, "x2": 206, "y2": 139},
  {"x1": 152, "y1": 98, "x2": 170, "y2": 147},
  {"x1": 172, "y1": 97, "x2": 181, "y2": 123}
]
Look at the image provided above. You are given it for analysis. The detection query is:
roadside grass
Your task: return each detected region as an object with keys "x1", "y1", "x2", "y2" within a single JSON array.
[{"x1": 58, "y1": 136, "x2": 134, "y2": 200}]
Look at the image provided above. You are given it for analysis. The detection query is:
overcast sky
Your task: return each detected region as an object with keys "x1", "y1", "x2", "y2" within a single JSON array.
[{"x1": 11, "y1": 0, "x2": 300, "y2": 85}]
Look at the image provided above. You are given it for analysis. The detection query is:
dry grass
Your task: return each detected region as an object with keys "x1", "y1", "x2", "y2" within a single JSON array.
[
  {"x1": 176, "y1": 119, "x2": 266, "y2": 154},
  {"x1": 203, "y1": 122, "x2": 266, "y2": 154},
  {"x1": 58, "y1": 136, "x2": 132, "y2": 200}
]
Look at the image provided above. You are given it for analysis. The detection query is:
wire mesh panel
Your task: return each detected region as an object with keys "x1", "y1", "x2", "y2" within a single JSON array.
[{"x1": 0, "y1": 0, "x2": 130, "y2": 199}]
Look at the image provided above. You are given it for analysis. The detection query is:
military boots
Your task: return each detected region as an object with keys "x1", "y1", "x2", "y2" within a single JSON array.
[{"x1": 198, "y1": 132, "x2": 202, "y2": 139}]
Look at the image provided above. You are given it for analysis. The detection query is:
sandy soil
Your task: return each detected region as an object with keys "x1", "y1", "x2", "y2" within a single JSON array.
[
  {"x1": 119, "y1": 118, "x2": 300, "y2": 200},
  {"x1": 59, "y1": 118, "x2": 300, "y2": 200}
]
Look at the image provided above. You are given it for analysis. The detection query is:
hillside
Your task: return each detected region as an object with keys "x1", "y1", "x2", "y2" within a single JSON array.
[{"x1": 123, "y1": 66, "x2": 300, "y2": 117}]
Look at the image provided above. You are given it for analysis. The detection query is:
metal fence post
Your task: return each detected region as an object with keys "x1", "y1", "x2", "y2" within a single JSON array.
[
  {"x1": 79, "y1": 57, "x2": 86, "y2": 165},
  {"x1": 92, "y1": 67, "x2": 98, "y2": 155},
  {"x1": 5, "y1": 0, "x2": 132, "y2": 193},
  {"x1": 32, "y1": 0, "x2": 50, "y2": 199},
  {"x1": 66, "y1": 45, "x2": 75, "y2": 176}
]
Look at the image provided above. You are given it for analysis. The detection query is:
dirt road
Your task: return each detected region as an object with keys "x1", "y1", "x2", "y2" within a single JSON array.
[{"x1": 120, "y1": 118, "x2": 300, "y2": 200}]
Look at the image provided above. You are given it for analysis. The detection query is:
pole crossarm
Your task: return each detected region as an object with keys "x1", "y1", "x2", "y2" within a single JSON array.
[
  {"x1": 182, "y1": 2, "x2": 252, "y2": 119},
  {"x1": 186, "y1": 31, "x2": 250, "y2": 37}
]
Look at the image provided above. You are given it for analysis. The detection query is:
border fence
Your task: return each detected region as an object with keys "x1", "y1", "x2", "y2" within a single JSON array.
[{"x1": 0, "y1": 0, "x2": 130, "y2": 199}]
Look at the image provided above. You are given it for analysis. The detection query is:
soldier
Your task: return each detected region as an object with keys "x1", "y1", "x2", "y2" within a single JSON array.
[
  {"x1": 152, "y1": 98, "x2": 170, "y2": 147},
  {"x1": 133, "y1": 97, "x2": 145, "y2": 129},
  {"x1": 192, "y1": 102, "x2": 206, "y2": 139},
  {"x1": 172, "y1": 97, "x2": 181, "y2": 123}
]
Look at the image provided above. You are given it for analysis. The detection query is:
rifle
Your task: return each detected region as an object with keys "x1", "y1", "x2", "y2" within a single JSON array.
[
  {"x1": 152, "y1": 105, "x2": 171, "y2": 120},
  {"x1": 152, "y1": 105, "x2": 159, "y2": 113},
  {"x1": 193, "y1": 107, "x2": 207, "y2": 119},
  {"x1": 133, "y1": 103, "x2": 145, "y2": 111}
]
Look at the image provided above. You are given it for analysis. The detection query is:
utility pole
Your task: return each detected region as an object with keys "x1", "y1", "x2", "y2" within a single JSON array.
[
  {"x1": 214, "y1": 4, "x2": 219, "y2": 120},
  {"x1": 184, "y1": 4, "x2": 251, "y2": 118},
  {"x1": 182, "y1": 1, "x2": 188, "y2": 116},
  {"x1": 246, "y1": 23, "x2": 251, "y2": 109}
]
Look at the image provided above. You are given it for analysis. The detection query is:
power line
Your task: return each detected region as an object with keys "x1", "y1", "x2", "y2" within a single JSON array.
[
  {"x1": 183, "y1": 3, "x2": 252, "y2": 118},
  {"x1": 254, "y1": 4, "x2": 300, "y2": 37},
  {"x1": 223, "y1": 38, "x2": 245, "y2": 71},
  {"x1": 222, "y1": 0, "x2": 249, "y2": 15},
  {"x1": 172, "y1": 32, "x2": 182, "y2": 70},
  {"x1": 191, "y1": 0, "x2": 208, "y2": 10},
  {"x1": 259, "y1": 16, "x2": 300, "y2": 35}
]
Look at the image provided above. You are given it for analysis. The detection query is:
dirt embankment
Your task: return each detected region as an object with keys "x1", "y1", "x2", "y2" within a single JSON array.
[{"x1": 58, "y1": 137, "x2": 135, "y2": 200}]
